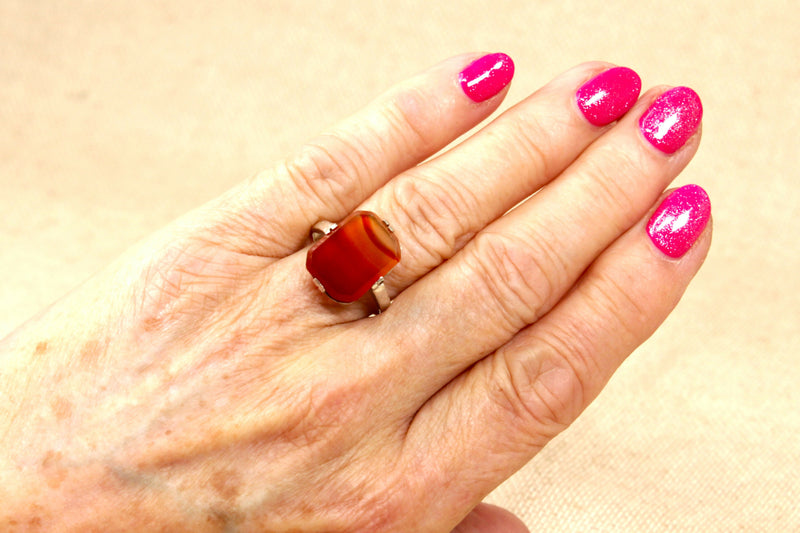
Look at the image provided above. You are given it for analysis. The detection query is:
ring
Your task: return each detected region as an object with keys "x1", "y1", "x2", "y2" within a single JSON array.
[{"x1": 306, "y1": 211, "x2": 401, "y2": 314}]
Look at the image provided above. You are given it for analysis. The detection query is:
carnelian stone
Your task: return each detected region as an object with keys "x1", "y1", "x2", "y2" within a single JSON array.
[{"x1": 306, "y1": 211, "x2": 400, "y2": 303}]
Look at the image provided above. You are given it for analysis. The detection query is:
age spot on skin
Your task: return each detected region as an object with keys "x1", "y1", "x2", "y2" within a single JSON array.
[
  {"x1": 50, "y1": 396, "x2": 73, "y2": 421},
  {"x1": 41, "y1": 451, "x2": 67, "y2": 489},
  {"x1": 207, "y1": 509, "x2": 242, "y2": 529},
  {"x1": 210, "y1": 468, "x2": 242, "y2": 501},
  {"x1": 34, "y1": 341, "x2": 48, "y2": 356},
  {"x1": 142, "y1": 315, "x2": 163, "y2": 333},
  {"x1": 80, "y1": 339, "x2": 103, "y2": 366},
  {"x1": 41, "y1": 450, "x2": 62, "y2": 468}
]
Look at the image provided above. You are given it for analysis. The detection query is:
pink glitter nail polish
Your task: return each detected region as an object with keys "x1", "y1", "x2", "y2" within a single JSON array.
[
  {"x1": 639, "y1": 86, "x2": 703, "y2": 154},
  {"x1": 459, "y1": 53, "x2": 515, "y2": 103},
  {"x1": 576, "y1": 67, "x2": 641, "y2": 126},
  {"x1": 647, "y1": 184, "x2": 711, "y2": 258}
]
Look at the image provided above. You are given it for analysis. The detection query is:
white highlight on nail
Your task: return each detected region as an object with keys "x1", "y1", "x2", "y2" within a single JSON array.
[
  {"x1": 585, "y1": 89, "x2": 608, "y2": 107},
  {"x1": 653, "y1": 111, "x2": 679, "y2": 140},
  {"x1": 466, "y1": 60, "x2": 504, "y2": 88},
  {"x1": 654, "y1": 209, "x2": 692, "y2": 233}
]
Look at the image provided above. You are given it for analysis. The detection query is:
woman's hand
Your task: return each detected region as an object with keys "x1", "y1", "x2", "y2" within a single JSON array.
[{"x1": 0, "y1": 53, "x2": 709, "y2": 532}]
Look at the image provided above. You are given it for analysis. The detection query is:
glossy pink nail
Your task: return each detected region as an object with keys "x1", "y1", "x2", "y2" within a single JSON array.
[
  {"x1": 576, "y1": 67, "x2": 641, "y2": 126},
  {"x1": 647, "y1": 184, "x2": 710, "y2": 258},
  {"x1": 459, "y1": 53, "x2": 514, "y2": 103},
  {"x1": 639, "y1": 86, "x2": 703, "y2": 154}
]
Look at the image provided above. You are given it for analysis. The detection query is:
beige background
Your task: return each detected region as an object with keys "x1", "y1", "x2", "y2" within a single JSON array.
[{"x1": 1, "y1": 1, "x2": 798, "y2": 530}]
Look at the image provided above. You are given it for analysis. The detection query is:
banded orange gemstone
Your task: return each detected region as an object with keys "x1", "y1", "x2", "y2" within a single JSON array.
[{"x1": 306, "y1": 211, "x2": 400, "y2": 303}]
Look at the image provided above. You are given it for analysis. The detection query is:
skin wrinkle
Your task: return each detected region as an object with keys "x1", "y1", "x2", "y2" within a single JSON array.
[
  {"x1": 494, "y1": 106, "x2": 559, "y2": 183},
  {"x1": 498, "y1": 341, "x2": 581, "y2": 438},
  {"x1": 284, "y1": 141, "x2": 366, "y2": 219},
  {"x1": 216, "y1": 177, "x2": 302, "y2": 259},
  {"x1": 513, "y1": 123, "x2": 555, "y2": 182},
  {"x1": 534, "y1": 316, "x2": 611, "y2": 407},
  {"x1": 135, "y1": 242, "x2": 261, "y2": 339},
  {"x1": 383, "y1": 86, "x2": 440, "y2": 156},
  {"x1": 585, "y1": 266, "x2": 653, "y2": 341},
  {"x1": 386, "y1": 171, "x2": 474, "y2": 278},
  {"x1": 244, "y1": 363, "x2": 413, "y2": 529},
  {"x1": 314, "y1": 130, "x2": 378, "y2": 193},
  {"x1": 240, "y1": 423, "x2": 404, "y2": 530},
  {"x1": 124, "y1": 370, "x2": 276, "y2": 470},
  {"x1": 575, "y1": 146, "x2": 644, "y2": 226},
  {"x1": 103, "y1": 282, "x2": 304, "y2": 474},
  {"x1": 407, "y1": 430, "x2": 483, "y2": 533},
  {"x1": 122, "y1": 334, "x2": 353, "y2": 491},
  {"x1": 466, "y1": 229, "x2": 564, "y2": 333}
]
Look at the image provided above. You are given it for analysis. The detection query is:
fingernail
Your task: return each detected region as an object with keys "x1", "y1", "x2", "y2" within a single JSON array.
[
  {"x1": 639, "y1": 86, "x2": 703, "y2": 154},
  {"x1": 459, "y1": 53, "x2": 515, "y2": 103},
  {"x1": 647, "y1": 184, "x2": 711, "y2": 258},
  {"x1": 576, "y1": 66, "x2": 641, "y2": 126}
]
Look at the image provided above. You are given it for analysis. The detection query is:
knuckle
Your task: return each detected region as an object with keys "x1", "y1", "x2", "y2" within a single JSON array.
[
  {"x1": 389, "y1": 171, "x2": 477, "y2": 270},
  {"x1": 283, "y1": 133, "x2": 372, "y2": 211},
  {"x1": 537, "y1": 313, "x2": 607, "y2": 403},
  {"x1": 491, "y1": 341, "x2": 587, "y2": 444},
  {"x1": 468, "y1": 230, "x2": 568, "y2": 331}
]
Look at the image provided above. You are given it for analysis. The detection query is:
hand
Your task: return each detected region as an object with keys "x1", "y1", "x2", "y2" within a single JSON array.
[{"x1": 0, "y1": 53, "x2": 710, "y2": 532}]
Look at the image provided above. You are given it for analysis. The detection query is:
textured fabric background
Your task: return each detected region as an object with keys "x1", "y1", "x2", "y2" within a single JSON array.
[{"x1": 1, "y1": 1, "x2": 798, "y2": 530}]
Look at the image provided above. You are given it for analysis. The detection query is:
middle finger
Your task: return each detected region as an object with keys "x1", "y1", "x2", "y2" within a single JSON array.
[{"x1": 361, "y1": 62, "x2": 641, "y2": 294}]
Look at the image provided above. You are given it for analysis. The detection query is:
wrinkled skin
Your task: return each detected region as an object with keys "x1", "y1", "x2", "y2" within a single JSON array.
[{"x1": 0, "y1": 55, "x2": 709, "y2": 532}]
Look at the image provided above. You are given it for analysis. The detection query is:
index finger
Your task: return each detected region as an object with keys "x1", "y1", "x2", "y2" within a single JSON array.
[{"x1": 217, "y1": 53, "x2": 515, "y2": 258}]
